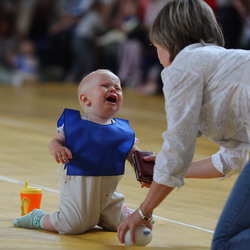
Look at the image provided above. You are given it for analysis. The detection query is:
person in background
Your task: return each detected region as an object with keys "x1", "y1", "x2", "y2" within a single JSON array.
[
  {"x1": 216, "y1": 0, "x2": 244, "y2": 48},
  {"x1": 0, "y1": 12, "x2": 16, "y2": 85},
  {"x1": 68, "y1": 1, "x2": 108, "y2": 82},
  {"x1": 11, "y1": 39, "x2": 39, "y2": 87}
]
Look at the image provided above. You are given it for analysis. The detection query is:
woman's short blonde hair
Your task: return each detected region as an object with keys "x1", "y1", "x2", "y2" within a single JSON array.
[{"x1": 150, "y1": 0, "x2": 224, "y2": 62}]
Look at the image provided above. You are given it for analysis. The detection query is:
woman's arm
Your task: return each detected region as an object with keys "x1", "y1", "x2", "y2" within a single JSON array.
[
  {"x1": 185, "y1": 157, "x2": 225, "y2": 178},
  {"x1": 118, "y1": 181, "x2": 173, "y2": 244},
  {"x1": 144, "y1": 155, "x2": 225, "y2": 179},
  {"x1": 118, "y1": 157, "x2": 224, "y2": 244},
  {"x1": 140, "y1": 181, "x2": 173, "y2": 214}
]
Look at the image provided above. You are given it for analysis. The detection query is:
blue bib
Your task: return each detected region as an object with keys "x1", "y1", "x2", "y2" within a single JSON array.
[{"x1": 57, "y1": 108, "x2": 135, "y2": 176}]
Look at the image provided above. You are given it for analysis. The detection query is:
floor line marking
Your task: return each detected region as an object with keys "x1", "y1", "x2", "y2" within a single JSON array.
[
  {"x1": 0, "y1": 175, "x2": 59, "y2": 194},
  {"x1": 153, "y1": 214, "x2": 214, "y2": 233},
  {"x1": 0, "y1": 175, "x2": 214, "y2": 234}
]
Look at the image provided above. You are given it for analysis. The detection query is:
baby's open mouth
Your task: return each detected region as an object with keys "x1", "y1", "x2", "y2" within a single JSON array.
[{"x1": 106, "y1": 96, "x2": 117, "y2": 103}]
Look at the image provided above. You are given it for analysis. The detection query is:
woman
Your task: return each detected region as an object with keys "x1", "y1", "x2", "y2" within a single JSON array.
[{"x1": 117, "y1": 0, "x2": 250, "y2": 249}]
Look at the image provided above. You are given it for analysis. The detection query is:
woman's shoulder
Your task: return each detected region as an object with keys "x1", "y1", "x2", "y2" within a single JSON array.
[
  {"x1": 178, "y1": 43, "x2": 224, "y2": 60},
  {"x1": 177, "y1": 43, "x2": 250, "y2": 62},
  {"x1": 161, "y1": 44, "x2": 225, "y2": 80},
  {"x1": 163, "y1": 43, "x2": 250, "y2": 79},
  {"x1": 170, "y1": 44, "x2": 225, "y2": 72}
]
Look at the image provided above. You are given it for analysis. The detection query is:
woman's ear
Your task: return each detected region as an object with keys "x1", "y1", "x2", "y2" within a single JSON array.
[{"x1": 79, "y1": 93, "x2": 91, "y2": 106}]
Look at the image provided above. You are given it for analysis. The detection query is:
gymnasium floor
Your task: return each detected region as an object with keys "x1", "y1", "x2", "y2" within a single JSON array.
[{"x1": 0, "y1": 83, "x2": 237, "y2": 249}]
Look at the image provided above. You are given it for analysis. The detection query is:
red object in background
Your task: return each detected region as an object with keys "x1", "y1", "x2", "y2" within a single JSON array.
[{"x1": 204, "y1": 0, "x2": 217, "y2": 11}]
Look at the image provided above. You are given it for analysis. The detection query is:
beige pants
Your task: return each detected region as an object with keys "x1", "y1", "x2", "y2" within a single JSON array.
[{"x1": 49, "y1": 171, "x2": 129, "y2": 234}]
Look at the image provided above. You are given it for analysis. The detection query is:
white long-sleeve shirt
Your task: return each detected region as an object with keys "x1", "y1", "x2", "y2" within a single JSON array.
[{"x1": 154, "y1": 43, "x2": 250, "y2": 188}]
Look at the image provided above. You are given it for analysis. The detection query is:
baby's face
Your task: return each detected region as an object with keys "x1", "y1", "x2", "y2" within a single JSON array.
[{"x1": 80, "y1": 71, "x2": 123, "y2": 119}]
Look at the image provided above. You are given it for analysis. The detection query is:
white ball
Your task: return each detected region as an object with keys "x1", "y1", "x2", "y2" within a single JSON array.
[{"x1": 124, "y1": 225, "x2": 152, "y2": 246}]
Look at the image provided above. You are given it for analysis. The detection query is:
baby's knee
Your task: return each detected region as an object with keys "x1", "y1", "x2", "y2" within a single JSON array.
[
  {"x1": 60, "y1": 222, "x2": 88, "y2": 235},
  {"x1": 50, "y1": 212, "x2": 96, "y2": 235}
]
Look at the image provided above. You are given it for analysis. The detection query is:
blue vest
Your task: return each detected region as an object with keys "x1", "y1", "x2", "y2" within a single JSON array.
[{"x1": 57, "y1": 109, "x2": 135, "y2": 176}]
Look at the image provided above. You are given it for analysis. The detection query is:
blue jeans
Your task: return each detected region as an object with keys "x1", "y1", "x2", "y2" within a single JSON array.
[{"x1": 212, "y1": 161, "x2": 250, "y2": 250}]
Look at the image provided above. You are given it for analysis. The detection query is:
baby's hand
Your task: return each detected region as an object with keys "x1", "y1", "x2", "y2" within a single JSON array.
[{"x1": 52, "y1": 146, "x2": 72, "y2": 164}]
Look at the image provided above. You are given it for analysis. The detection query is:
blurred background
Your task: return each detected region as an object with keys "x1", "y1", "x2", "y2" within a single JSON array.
[{"x1": 0, "y1": 0, "x2": 250, "y2": 94}]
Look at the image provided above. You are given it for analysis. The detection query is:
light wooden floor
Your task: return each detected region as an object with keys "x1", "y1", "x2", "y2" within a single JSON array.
[{"x1": 0, "y1": 83, "x2": 238, "y2": 249}]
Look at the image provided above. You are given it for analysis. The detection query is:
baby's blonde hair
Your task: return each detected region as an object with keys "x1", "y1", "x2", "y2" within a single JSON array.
[
  {"x1": 77, "y1": 69, "x2": 118, "y2": 109},
  {"x1": 77, "y1": 69, "x2": 115, "y2": 96}
]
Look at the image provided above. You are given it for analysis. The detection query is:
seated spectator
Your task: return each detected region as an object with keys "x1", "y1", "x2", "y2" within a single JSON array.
[
  {"x1": 44, "y1": 0, "x2": 93, "y2": 81},
  {"x1": 0, "y1": 13, "x2": 16, "y2": 85},
  {"x1": 68, "y1": 1, "x2": 109, "y2": 82},
  {"x1": 11, "y1": 39, "x2": 40, "y2": 87},
  {"x1": 115, "y1": 0, "x2": 166, "y2": 94},
  {"x1": 216, "y1": 0, "x2": 243, "y2": 48}
]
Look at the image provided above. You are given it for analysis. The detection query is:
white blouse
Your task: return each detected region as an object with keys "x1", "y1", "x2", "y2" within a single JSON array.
[{"x1": 154, "y1": 43, "x2": 250, "y2": 188}]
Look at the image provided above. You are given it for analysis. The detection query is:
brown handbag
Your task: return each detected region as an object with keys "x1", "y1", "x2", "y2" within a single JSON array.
[{"x1": 132, "y1": 150, "x2": 155, "y2": 183}]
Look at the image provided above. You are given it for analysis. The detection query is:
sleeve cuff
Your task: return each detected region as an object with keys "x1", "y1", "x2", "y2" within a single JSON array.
[
  {"x1": 211, "y1": 152, "x2": 224, "y2": 174},
  {"x1": 153, "y1": 168, "x2": 184, "y2": 188}
]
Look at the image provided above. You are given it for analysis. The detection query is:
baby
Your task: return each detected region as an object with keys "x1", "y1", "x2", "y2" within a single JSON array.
[{"x1": 13, "y1": 69, "x2": 140, "y2": 234}]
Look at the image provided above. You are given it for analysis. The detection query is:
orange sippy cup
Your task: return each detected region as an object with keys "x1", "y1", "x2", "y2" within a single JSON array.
[{"x1": 20, "y1": 182, "x2": 43, "y2": 216}]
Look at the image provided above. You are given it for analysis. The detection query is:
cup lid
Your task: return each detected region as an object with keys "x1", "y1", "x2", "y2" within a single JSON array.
[{"x1": 21, "y1": 182, "x2": 42, "y2": 194}]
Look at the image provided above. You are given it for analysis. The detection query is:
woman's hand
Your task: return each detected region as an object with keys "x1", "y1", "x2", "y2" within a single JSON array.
[
  {"x1": 144, "y1": 154, "x2": 156, "y2": 163},
  {"x1": 119, "y1": 181, "x2": 173, "y2": 245},
  {"x1": 117, "y1": 209, "x2": 152, "y2": 244},
  {"x1": 140, "y1": 182, "x2": 151, "y2": 188}
]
